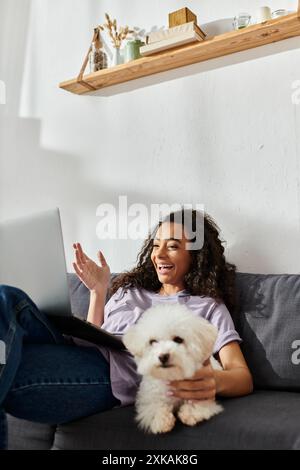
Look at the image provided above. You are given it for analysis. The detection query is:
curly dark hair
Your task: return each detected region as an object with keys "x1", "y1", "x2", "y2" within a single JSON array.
[{"x1": 109, "y1": 209, "x2": 237, "y2": 313}]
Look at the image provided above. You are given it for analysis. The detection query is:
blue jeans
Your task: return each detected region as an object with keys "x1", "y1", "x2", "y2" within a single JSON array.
[{"x1": 0, "y1": 285, "x2": 119, "y2": 450}]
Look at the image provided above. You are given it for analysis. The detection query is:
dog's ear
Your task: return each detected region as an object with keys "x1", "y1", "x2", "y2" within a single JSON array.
[
  {"x1": 189, "y1": 317, "x2": 218, "y2": 362},
  {"x1": 123, "y1": 324, "x2": 145, "y2": 357}
]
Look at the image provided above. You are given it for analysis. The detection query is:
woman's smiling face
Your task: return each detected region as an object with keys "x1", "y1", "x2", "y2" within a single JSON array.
[{"x1": 151, "y1": 222, "x2": 192, "y2": 293}]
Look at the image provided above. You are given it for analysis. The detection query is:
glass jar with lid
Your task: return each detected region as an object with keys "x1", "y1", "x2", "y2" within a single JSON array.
[{"x1": 89, "y1": 28, "x2": 108, "y2": 73}]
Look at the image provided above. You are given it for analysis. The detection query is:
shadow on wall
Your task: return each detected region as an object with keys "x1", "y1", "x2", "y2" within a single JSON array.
[
  {"x1": 0, "y1": 0, "x2": 31, "y2": 114},
  {"x1": 1, "y1": 111, "x2": 299, "y2": 274},
  {"x1": 0, "y1": 113, "x2": 144, "y2": 269}
]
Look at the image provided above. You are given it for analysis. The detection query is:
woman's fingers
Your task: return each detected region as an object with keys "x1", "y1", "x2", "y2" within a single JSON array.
[
  {"x1": 73, "y1": 262, "x2": 83, "y2": 278},
  {"x1": 76, "y1": 243, "x2": 88, "y2": 264},
  {"x1": 73, "y1": 242, "x2": 90, "y2": 267},
  {"x1": 74, "y1": 245, "x2": 84, "y2": 268},
  {"x1": 73, "y1": 243, "x2": 105, "y2": 269},
  {"x1": 168, "y1": 363, "x2": 216, "y2": 401},
  {"x1": 97, "y1": 250, "x2": 108, "y2": 266}
]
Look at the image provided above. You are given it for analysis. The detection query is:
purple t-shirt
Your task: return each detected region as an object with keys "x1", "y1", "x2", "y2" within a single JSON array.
[{"x1": 74, "y1": 287, "x2": 242, "y2": 407}]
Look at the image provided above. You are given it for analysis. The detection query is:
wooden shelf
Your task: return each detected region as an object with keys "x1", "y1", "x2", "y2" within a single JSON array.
[{"x1": 59, "y1": 11, "x2": 300, "y2": 95}]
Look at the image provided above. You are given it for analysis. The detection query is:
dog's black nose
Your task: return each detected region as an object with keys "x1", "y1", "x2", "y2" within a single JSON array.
[{"x1": 159, "y1": 353, "x2": 170, "y2": 365}]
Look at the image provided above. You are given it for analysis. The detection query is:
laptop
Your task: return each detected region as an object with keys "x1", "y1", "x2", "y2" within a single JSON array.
[{"x1": 0, "y1": 208, "x2": 125, "y2": 350}]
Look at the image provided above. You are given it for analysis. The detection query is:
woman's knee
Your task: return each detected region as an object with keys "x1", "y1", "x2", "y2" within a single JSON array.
[
  {"x1": 0, "y1": 286, "x2": 38, "y2": 321},
  {"x1": 0, "y1": 285, "x2": 29, "y2": 305}
]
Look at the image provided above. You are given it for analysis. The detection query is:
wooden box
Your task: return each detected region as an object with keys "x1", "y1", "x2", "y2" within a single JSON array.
[{"x1": 168, "y1": 7, "x2": 197, "y2": 27}]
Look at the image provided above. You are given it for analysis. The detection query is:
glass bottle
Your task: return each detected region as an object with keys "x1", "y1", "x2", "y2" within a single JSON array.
[{"x1": 89, "y1": 41, "x2": 107, "y2": 73}]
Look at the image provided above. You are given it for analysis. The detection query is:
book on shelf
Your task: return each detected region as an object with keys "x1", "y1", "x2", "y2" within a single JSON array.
[
  {"x1": 140, "y1": 29, "x2": 204, "y2": 56},
  {"x1": 147, "y1": 21, "x2": 206, "y2": 44}
]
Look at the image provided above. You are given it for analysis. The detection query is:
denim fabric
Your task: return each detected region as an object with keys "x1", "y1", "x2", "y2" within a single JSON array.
[{"x1": 0, "y1": 285, "x2": 119, "y2": 450}]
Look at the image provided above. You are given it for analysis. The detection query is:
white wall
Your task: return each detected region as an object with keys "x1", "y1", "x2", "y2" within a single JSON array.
[{"x1": 0, "y1": 0, "x2": 300, "y2": 274}]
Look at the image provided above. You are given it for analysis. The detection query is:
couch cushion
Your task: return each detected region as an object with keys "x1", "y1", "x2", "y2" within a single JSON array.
[
  {"x1": 234, "y1": 273, "x2": 300, "y2": 391},
  {"x1": 67, "y1": 273, "x2": 119, "y2": 320},
  {"x1": 52, "y1": 391, "x2": 300, "y2": 450},
  {"x1": 7, "y1": 414, "x2": 56, "y2": 450}
]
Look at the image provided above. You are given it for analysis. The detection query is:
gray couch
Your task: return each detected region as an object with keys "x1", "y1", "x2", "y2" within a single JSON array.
[{"x1": 7, "y1": 272, "x2": 300, "y2": 450}]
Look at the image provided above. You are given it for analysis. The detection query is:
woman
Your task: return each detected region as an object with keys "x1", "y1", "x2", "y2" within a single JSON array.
[{"x1": 0, "y1": 209, "x2": 253, "y2": 449}]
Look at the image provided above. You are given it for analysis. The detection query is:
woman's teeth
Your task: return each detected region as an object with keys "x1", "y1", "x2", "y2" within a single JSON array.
[{"x1": 158, "y1": 265, "x2": 174, "y2": 274}]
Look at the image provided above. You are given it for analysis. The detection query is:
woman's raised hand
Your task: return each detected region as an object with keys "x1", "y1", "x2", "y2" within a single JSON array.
[{"x1": 72, "y1": 242, "x2": 111, "y2": 293}]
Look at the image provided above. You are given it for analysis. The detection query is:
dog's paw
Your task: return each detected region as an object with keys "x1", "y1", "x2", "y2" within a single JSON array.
[
  {"x1": 150, "y1": 410, "x2": 176, "y2": 434},
  {"x1": 178, "y1": 401, "x2": 223, "y2": 426},
  {"x1": 138, "y1": 408, "x2": 176, "y2": 434},
  {"x1": 177, "y1": 403, "x2": 200, "y2": 426}
]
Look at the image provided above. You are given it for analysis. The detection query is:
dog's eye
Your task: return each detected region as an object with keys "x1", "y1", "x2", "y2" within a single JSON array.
[
  {"x1": 149, "y1": 339, "x2": 158, "y2": 346},
  {"x1": 173, "y1": 336, "x2": 184, "y2": 344}
]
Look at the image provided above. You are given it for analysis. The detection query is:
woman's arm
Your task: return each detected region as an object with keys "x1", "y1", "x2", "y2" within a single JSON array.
[
  {"x1": 87, "y1": 288, "x2": 107, "y2": 326},
  {"x1": 72, "y1": 243, "x2": 111, "y2": 326},
  {"x1": 168, "y1": 341, "x2": 253, "y2": 401},
  {"x1": 214, "y1": 341, "x2": 253, "y2": 396}
]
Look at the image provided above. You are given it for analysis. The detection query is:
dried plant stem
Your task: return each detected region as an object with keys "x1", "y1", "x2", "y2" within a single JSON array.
[{"x1": 102, "y1": 12, "x2": 134, "y2": 48}]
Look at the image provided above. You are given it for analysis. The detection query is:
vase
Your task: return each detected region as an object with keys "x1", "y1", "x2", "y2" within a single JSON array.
[{"x1": 111, "y1": 47, "x2": 123, "y2": 67}]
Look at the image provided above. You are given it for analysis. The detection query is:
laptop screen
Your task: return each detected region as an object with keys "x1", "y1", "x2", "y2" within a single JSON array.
[{"x1": 0, "y1": 208, "x2": 72, "y2": 316}]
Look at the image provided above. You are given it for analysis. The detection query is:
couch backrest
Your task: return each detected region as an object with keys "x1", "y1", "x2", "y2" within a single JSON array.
[
  {"x1": 67, "y1": 272, "x2": 300, "y2": 392},
  {"x1": 233, "y1": 273, "x2": 300, "y2": 392}
]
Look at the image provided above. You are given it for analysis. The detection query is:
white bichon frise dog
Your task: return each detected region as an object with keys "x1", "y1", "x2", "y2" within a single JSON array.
[{"x1": 123, "y1": 303, "x2": 223, "y2": 434}]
